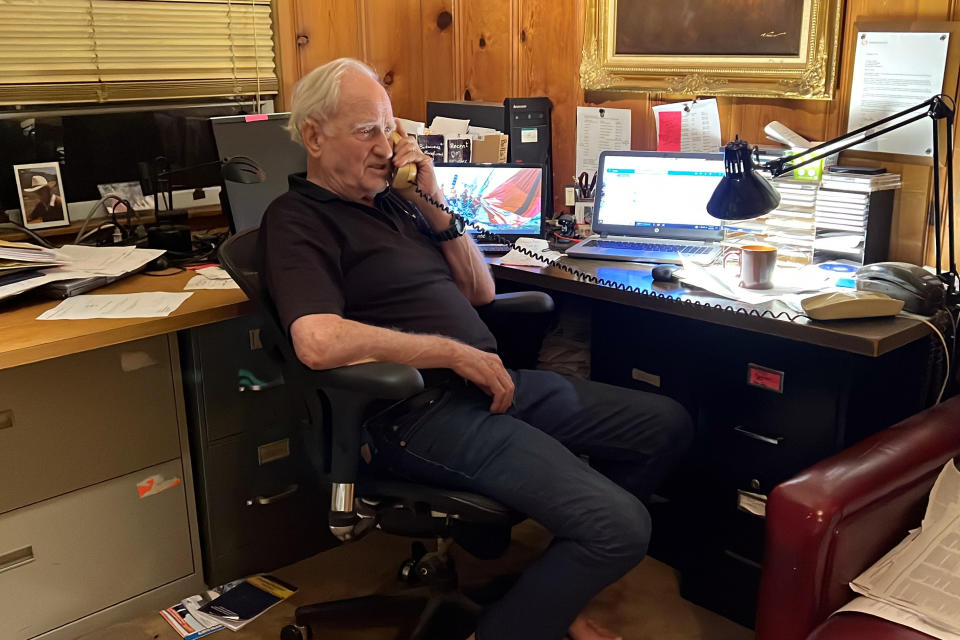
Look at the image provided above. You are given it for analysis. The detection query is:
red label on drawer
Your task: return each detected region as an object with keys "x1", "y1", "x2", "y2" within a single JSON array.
[{"x1": 747, "y1": 364, "x2": 783, "y2": 393}]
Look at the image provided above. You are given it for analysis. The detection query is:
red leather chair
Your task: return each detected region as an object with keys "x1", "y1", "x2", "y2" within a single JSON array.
[{"x1": 756, "y1": 395, "x2": 960, "y2": 640}]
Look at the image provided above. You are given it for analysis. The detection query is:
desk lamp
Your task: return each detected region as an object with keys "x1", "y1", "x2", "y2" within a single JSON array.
[
  {"x1": 706, "y1": 95, "x2": 956, "y2": 301},
  {"x1": 140, "y1": 156, "x2": 265, "y2": 252}
]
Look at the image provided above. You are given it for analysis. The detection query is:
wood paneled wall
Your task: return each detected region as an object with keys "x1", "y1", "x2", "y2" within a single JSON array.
[{"x1": 277, "y1": 0, "x2": 960, "y2": 265}]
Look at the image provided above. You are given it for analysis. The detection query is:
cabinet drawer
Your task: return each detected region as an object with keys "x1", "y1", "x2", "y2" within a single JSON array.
[
  {"x1": 0, "y1": 459, "x2": 193, "y2": 640},
  {"x1": 202, "y1": 431, "x2": 329, "y2": 585},
  {"x1": 0, "y1": 337, "x2": 181, "y2": 514},
  {"x1": 190, "y1": 319, "x2": 296, "y2": 442}
]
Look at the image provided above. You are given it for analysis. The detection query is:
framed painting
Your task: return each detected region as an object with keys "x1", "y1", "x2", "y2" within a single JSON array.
[{"x1": 580, "y1": 0, "x2": 844, "y2": 99}]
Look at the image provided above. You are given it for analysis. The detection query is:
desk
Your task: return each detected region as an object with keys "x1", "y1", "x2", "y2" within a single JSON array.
[
  {"x1": 489, "y1": 256, "x2": 937, "y2": 626},
  {"x1": 489, "y1": 256, "x2": 929, "y2": 357},
  {"x1": 0, "y1": 272, "x2": 249, "y2": 640}
]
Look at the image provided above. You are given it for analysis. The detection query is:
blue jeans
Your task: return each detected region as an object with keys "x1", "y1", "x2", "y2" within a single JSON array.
[{"x1": 367, "y1": 369, "x2": 693, "y2": 640}]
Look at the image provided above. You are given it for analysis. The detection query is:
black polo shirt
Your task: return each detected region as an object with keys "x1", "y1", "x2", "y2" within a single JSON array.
[{"x1": 259, "y1": 174, "x2": 497, "y2": 353}]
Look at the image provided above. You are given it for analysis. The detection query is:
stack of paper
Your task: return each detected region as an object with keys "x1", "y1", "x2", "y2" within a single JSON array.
[
  {"x1": 841, "y1": 461, "x2": 960, "y2": 639},
  {"x1": 49, "y1": 244, "x2": 164, "y2": 278},
  {"x1": 0, "y1": 239, "x2": 64, "y2": 265}
]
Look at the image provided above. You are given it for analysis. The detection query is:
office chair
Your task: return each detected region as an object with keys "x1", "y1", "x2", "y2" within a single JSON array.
[{"x1": 218, "y1": 228, "x2": 555, "y2": 640}]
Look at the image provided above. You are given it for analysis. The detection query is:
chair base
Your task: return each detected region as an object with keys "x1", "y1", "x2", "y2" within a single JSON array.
[{"x1": 281, "y1": 590, "x2": 481, "y2": 640}]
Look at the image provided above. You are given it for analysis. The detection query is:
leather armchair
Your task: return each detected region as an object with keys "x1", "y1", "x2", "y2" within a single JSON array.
[
  {"x1": 219, "y1": 228, "x2": 555, "y2": 640},
  {"x1": 757, "y1": 395, "x2": 960, "y2": 640}
]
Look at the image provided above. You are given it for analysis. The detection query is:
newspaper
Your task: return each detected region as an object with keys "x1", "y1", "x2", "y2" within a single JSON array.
[{"x1": 847, "y1": 460, "x2": 960, "y2": 636}]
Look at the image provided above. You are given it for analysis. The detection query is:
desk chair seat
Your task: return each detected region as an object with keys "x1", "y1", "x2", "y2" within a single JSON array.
[{"x1": 218, "y1": 228, "x2": 554, "y2": 640}]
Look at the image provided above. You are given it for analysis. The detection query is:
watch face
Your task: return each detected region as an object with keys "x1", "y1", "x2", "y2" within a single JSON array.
[{"x1": 453, "y1": 215, "x2": 466, "y2": 234}]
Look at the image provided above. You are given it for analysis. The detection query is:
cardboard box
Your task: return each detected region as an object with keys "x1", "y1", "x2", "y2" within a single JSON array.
[{"x1": 471, "y1": 134, "x2": 509, "y2": 163}]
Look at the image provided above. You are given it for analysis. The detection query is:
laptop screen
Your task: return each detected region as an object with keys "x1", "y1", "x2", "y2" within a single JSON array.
[
  {"x1": 434, "y1": 163, "x2": 543, "y2": 237},
  {"x1": 593, "y1": 151, "x2": 725, "y2": 241}
]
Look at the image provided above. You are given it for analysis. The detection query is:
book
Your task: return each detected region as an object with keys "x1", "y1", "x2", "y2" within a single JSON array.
[
  {"x1": 197, "y1": 574, "x2": 297, "y2": 631},
  {"x1": 159, "y1": 601, "x2": 224, "y2": 639}
]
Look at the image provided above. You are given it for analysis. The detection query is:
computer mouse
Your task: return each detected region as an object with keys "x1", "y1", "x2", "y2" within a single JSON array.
[
  {"x1": 651, "y1": 264, "x2": 682, "y2": 282},
  {"x1": 801, "y1": 290, "x2": 904, "y2": 320}
]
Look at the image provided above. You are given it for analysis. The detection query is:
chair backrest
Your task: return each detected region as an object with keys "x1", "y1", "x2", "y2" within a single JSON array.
[
  {"x1": 218, "y1": 227, "x2": 294, "y2": 359},
  {"x1": 218, "y1": 227, "x2": 334, "y2": 471}
]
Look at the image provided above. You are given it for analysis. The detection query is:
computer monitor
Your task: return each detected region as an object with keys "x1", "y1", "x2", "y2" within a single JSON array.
[
  {"x1": 433, "y1": 163, "x2": 543, "y2": 239},
  {"x1": 593, "y1": 151, "x2": 725, "y2": 242},
  {"x1": 211, "y1": 113, "x2": 306, "y2": 232}
]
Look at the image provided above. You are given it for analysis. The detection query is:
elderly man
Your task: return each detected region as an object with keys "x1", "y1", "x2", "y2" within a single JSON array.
[{"x1": 259, "y1": 57, "x2": 692, "y2": 640}]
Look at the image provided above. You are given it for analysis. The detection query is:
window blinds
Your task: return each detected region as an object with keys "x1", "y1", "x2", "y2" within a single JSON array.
[{"x1": 0, "y1": 0, "x2": 277, "y2": 105}]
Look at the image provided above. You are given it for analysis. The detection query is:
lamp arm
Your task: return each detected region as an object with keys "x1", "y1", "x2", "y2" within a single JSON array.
[{"x1": 762, "y1": 96, "x2": 947, "y2": 178}]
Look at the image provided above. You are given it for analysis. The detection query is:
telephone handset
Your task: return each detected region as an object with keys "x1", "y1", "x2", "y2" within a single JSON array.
[{"x1": 390, "y1": 131, "x2": 417, "y2": 190}]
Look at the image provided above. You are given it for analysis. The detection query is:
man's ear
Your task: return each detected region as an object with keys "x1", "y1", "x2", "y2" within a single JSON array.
[{"x1": 300, "y1": 119, "x2": 325, "y2": 158}]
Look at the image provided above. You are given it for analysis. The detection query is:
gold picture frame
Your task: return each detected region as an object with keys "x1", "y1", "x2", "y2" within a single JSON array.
[{"x1": 580, "y1": 0, "x2": 844, "y2": 100}]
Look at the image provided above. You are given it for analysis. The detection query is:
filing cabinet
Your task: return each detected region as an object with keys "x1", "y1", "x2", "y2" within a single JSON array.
[
  {"x1": 180, "y1": 316, "x2": 334, "y2": 587},
  {"x1": 590, "y1": 301, "x2": 933, "y2": 627},
  {"x1": 0, "y1": 336, "x2": 204, "y2": 640}
]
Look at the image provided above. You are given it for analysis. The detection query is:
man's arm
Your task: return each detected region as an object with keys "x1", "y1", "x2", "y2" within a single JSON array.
[
  {"x1": 291, "y1": 313, "x2": 514, "y2": 412},
  {"x1": 391, "y1": 120, "x2": 495, "y2": 306},
  {"x1": 411, "y1": 192, "x2": 496, "y2": 306}
]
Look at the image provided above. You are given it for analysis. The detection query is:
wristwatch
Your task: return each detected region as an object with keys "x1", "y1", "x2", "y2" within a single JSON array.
[{"x1": 430, "y1": 215, "x2": 466, "y2": 242}]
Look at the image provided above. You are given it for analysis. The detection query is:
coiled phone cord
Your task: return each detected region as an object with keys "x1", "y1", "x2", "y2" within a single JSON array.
[{"x1": 411, "y1": 185, "x2": 806, "y2": 323}]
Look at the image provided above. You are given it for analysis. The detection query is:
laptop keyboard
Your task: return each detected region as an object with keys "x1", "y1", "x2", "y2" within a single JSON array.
[{"x1": 583, "y1": 240, "x2": 713, "y2": 255}]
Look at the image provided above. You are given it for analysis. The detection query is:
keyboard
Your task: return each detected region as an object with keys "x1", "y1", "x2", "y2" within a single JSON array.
[
  {"x1": 581, "y1": 240, "x2": 713, "y2": 256},
  {"x1": 477, "y1": 243, "x2": 513, "y2": 254}
]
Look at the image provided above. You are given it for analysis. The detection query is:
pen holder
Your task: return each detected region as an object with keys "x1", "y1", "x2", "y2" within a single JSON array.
[{"x1": 574, "y1": 199, "x2": 594, "y2": 226}]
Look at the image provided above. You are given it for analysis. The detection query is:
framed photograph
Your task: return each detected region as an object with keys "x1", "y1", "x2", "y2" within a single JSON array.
[
  {"x1": 581, "y1": 0, "x2": 844, "y2": 99},
  {"x1": 14, "y1": 162, "x2": 69, "y2": 229}
]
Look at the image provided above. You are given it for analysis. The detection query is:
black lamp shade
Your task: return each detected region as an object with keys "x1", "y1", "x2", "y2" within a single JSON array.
[
  {"x1": 222, "y1": 156, "x2": 267, "y2": 184},
  {"x1": 706, "y1": 139, "x2": 781, "y2": 221}
]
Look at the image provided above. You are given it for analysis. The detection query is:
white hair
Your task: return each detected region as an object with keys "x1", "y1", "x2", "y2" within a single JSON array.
[{"x1": 287, "y1": 58, "x2": 380, "y2": 145}]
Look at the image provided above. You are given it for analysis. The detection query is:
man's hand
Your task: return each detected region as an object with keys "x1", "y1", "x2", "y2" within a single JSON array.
[
  {"x1": 392, "y1": 119, "x2": 441, "y2": 200},
  {"x1": 447, "y1": 341, "x2": 515, "y2": 413}
]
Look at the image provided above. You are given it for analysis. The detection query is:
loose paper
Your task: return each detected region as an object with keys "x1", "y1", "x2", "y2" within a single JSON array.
[
  {"x1": 848, "y1": 31, "x2": 950, "y2": 156},
  {"x1": 652, "y1": 99, "x2": 722, "y2": 153},
  {"x1": 428, "y1": 116, "x2": 470, "y2": 137},
  {"x1": 576, "y1": 106, "x2": 632, "y2": 177},
  {"x1": 847, "y1": 461, "x2": 960, "y2": 637},
  {"x1": 37, "y1": 291, "x2": 193, "y2": 319},
  {"x1": 500, "y1": 238, "x2": 564, "y2": 267},
  {"x1": 184, "y1": 266, "x2": 240, "y2": 290}
]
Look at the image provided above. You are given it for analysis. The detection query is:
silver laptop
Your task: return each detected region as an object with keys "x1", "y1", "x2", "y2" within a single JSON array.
[{"x1": 566, "y1": 151, "x2": 725, "y2": 264}]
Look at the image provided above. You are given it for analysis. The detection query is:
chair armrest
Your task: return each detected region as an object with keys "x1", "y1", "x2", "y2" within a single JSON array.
[
  {"x1": 306, "y1": 362, "x2": 424, "y2": 400},
  {"x1": 756, "y1": 395, "x2": 960, "y2": 640},
  {"x1": 480, "y1": 291, "x2": 555, "y2": 318},
  {"x1": 479, "y1": 291, "x2": 555, "y2": 370}
]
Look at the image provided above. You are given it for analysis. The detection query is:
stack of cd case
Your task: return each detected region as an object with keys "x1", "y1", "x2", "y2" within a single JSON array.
[{"x1": 814, "y1": 174, "x2": 899, "y2": 264}]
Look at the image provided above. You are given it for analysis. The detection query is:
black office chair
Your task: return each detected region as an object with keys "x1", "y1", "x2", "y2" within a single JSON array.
[{"x1": 218, "y1": 228, "x2": 555, "y2": 640}]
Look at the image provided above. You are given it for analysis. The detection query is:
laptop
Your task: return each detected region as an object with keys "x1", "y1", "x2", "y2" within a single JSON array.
[
  {"x1": 565, "y1": 151, "x2": 726, "y2": 264},
  {"x1": 433, "y1": 163, "x2": 544, "y2": 253}
]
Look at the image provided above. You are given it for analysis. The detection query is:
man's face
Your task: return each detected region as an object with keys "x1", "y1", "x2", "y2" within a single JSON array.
[{"x1": 304, "y1": 71, "x2": 396, "y2": 203}]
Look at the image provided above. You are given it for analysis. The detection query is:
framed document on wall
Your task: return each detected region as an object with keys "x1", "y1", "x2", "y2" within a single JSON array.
[{"x1": 580, "y1": 0, "x2": 844, "y2": 99}]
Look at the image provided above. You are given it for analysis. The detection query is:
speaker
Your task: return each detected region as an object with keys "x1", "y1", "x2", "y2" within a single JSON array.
[{"x1": 504, "y1": 97, "x2": 553, "y2": 219}]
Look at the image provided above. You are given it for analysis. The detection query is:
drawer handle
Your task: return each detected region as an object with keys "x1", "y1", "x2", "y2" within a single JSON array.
[
  {"x1": 238, "y1": 368, "x2": 284, "y2": 392},
  {"x1": 247, "y1": 483, "x2": 298, "y2": 506},
  {"x1": 0, "y1": 409, "x2": 13, "y2": 430},
  {"x1": 0, "y1": 546, "x2": 34, "y2": 574},
  {"x1": 734, "y1": 425, "x2": 783, "y2": 446}
]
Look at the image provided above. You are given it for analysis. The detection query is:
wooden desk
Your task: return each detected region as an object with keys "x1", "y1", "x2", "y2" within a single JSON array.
[
  {"x1": 0, "y1": 271, "x2": 251, "y2": 640},
  {"x1": 490, "y1": 257, "x2": 929, "y2": 357},
  {"x1": 0, "y1": 270, "x2": 251, "y2": 371}
]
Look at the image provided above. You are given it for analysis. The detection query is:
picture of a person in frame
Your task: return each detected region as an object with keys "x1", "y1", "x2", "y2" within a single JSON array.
[{"x1": 14, "y1": 163, "x2": 69, "y2": 228}]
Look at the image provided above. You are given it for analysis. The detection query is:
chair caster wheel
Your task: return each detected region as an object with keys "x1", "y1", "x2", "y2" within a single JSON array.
[{"x1": 281, "y1": 623, "x2": 311, "y2": 640}]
